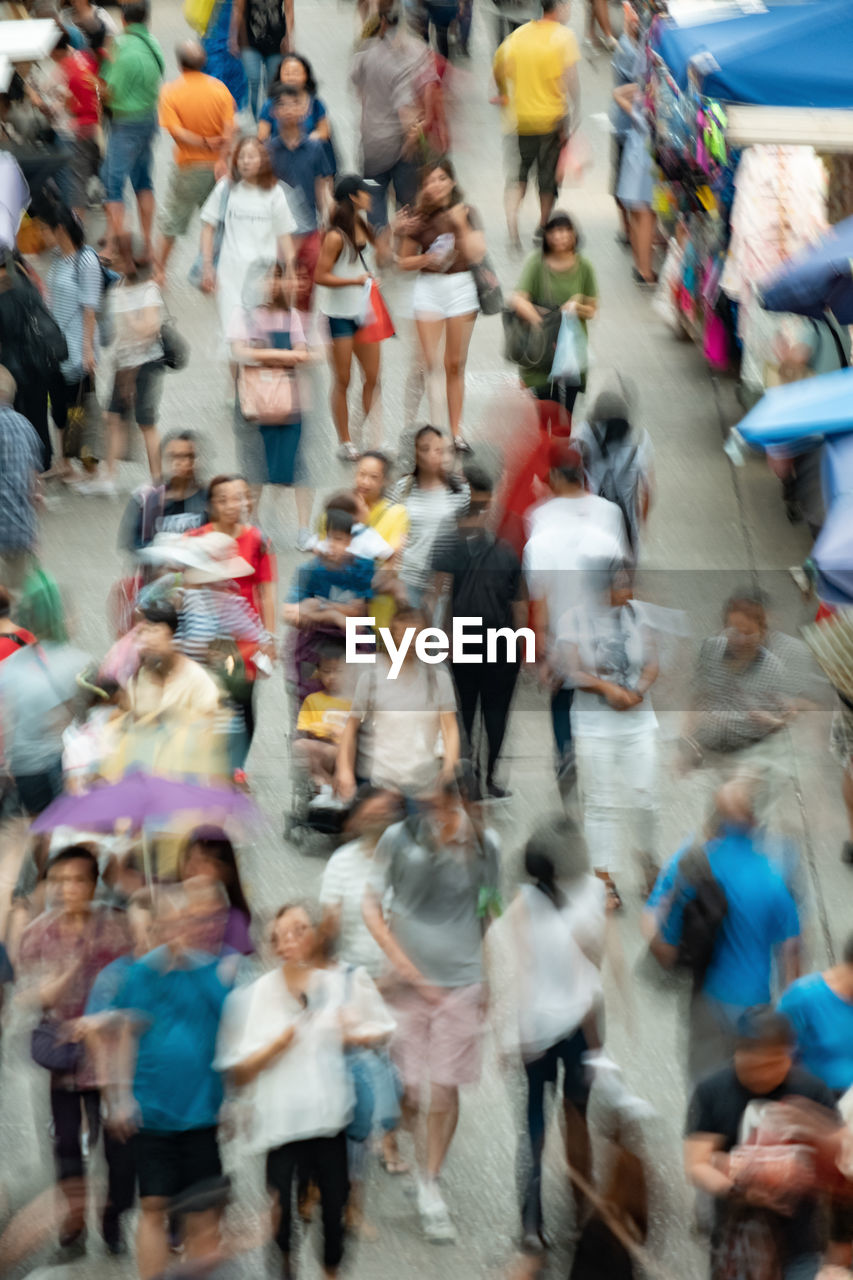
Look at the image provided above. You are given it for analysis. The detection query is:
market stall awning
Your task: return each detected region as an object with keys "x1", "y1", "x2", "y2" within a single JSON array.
[
  {"x1": 823, "y1": 432, "x2": 853, "y2": 506},
  {"x1": 813, "y1": 498, "x2": 853, "y2": 605},
  {"x1": 653, "y1": 0, "x2": 853, "y2": 107},
  {"x1": 0, "y1": 19, "x2": 60, "y2": 62},
  {"x1": 736, "y1": 367, "x2": 853, "y2": 447},
  {"x1": 761, "y1": 216, "x2": 853, "y2": 322}
]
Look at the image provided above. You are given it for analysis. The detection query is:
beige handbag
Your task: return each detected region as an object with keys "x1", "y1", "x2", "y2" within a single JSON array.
[{"x1": 237, "y1": 365, "x2": 297, "y2": 424}]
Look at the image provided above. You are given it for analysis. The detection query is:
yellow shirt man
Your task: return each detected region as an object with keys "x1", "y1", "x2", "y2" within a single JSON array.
[{"x1": 493, "y1": 13, "x2": 580, "y2": 136}]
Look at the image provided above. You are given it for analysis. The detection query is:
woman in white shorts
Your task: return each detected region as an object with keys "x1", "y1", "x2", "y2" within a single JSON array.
[{"x1": 395, "y1": 160, "x2": 485, "y2": 453}]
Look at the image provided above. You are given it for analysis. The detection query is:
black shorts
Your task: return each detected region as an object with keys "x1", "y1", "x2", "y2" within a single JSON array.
[
  {"x1": 611, "y1": 135, "x2": 626, "y2": 197},
  {"x1": 134, "y1": 1126, "x2": 221, "y2": 1202},
  {"x1": 108, "y1": 359, "x2": 164, "y2": 427},
  {"x1": 517, "y1": 130, "x2": 563, "y2": 197}
]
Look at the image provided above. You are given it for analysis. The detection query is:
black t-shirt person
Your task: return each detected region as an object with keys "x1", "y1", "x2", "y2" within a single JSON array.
[
  {"x1": 687, "y1": 1064, "x2": 838, "y2": 1272},
  {"x1": 431, "y1": 529, "x2": 524, "y2": 658}
]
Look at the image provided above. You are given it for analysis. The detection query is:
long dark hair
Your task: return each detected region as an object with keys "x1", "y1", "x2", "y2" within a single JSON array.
[
  {"x1": 182, "y1": 825, "x2": 251, "y2": 919},
  {"x1": 329, "y1": 196, "x2": 375, "y2": 262},
  {"x1": 417, "y1": 158, "x2": 464, "y2": 214},
  {"x1": 406, "y1": 424, "x2": 465, "y2": 493}
]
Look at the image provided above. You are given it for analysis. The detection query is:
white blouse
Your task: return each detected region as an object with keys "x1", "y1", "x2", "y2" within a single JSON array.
[{"x1": 215, "y1": 963, "x2": 394, "y2": 1152}]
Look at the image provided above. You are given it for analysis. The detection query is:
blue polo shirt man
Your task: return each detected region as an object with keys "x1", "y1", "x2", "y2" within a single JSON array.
[{"x1": 266, "y1": 83, "x2": 333, "y2": 234}]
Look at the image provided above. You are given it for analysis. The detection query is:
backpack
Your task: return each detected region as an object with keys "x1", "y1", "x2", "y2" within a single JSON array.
[
  {"x1": 675, "y1": 845, "x2": 728, "y2": 985},
  {"x1": 590, "y1": 425, "x2": 639, "y2": 554}
]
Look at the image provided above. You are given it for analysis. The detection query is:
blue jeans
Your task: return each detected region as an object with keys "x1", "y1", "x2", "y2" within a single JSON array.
[
  {"x1": 242, "y1": 48, "x2": 282, "y2": 120},
  {"x1": 102, "y1": 115, "x2": 157, "y2": 202},
  {"x1": 520, "y1": 1029, "x2": 589, "y2": 1234},
  {"x1": 550, "y1": 686, "x2": 574, "y2": 761}
]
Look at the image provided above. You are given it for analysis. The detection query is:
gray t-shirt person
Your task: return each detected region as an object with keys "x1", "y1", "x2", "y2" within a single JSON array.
[{"x1": 372, "y1": 814, "x2": 500, "y2": 988}]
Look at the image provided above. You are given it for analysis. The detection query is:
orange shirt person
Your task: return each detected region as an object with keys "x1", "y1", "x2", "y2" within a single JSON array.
[{"x1": 155, "y1": 39, "x2": 236, "y2": 283}]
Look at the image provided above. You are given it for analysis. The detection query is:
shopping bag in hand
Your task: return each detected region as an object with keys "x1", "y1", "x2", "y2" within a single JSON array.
[
  {"x1": 356, "y1": 279, "x2": 395, "y2": 344},
  {"x1": 550, "y1": 311, "x2": 587, "y2": 384},
  {"x1": 355, "y1": 277, "x2": 374, "y2": 327}
]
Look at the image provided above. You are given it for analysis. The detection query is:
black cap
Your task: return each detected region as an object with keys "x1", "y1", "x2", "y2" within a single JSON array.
[{"x1": 334, "y1": 173, "x2": 373, "y2": 202}]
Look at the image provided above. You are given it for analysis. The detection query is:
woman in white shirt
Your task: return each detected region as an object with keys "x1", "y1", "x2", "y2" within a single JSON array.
[
  {"x1": 199, "y1": 137, "x2": 296, "y2": 343},
  {"x1": 215, "y1": 898, "x2": 393, "y2": 1279},
  {"x1": 561, "y1": 565, "x2": 660, "y2": 909},
  {"x1": 489, "y1": 814, "x2": 608, "y2": 1256}
]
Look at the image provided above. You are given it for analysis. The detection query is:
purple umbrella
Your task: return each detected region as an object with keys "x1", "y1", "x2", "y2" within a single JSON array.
[
  {"x1": 32, "y1": 772, "x2": 259, "y2": 888},
  {"x1": 32, "y1": 771, "x2": 258, "y2": 832}
]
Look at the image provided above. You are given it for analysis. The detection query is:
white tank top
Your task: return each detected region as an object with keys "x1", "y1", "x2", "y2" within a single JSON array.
[{"x1": 316, "y1": 236, "x2": 372, "y2": 319}]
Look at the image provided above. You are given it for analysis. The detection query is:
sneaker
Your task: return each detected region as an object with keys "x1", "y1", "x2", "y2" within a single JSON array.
[
  {"x1": 295, "y1": 527, "x2": 312, "y2": 552},
  {"x1": 842, "y1": 841, "x2": 853, "y2": 865},
  {"x1": 77, "y1": 477, "x2": 118, "y2": 497},
  {"x1": 309, "y1": 784, "x2": 344, "y2": 811},
  {"x1": 337, "y1": 442, "x2": 360, "y2": 462},
  {"x1": 419, "y1": 1183, "x2": 456, "y2": 1244},
  {"x1": 453, "y1": 435, "x2": 472, "y2": 453},
  {"x1": 600, "y1": 34, "x2": 617, "y2": 50}
]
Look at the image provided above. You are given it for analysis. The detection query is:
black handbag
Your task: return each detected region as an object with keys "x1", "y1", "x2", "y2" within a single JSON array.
[
  {"x1": 471, "y1": 254, "x2": 504, "y2": 317},
  {"x1": 31, "y1": 1016, "x2": 82, "y2": 1074},
  {"x1": 502, "y1": 304, "x2": 562, "y2": 370},
  {"x1": 160, "y1": 318, "x2": 189, "y2": 371}
]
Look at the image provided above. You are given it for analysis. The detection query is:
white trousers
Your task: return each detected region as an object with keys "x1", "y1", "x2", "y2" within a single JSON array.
[{"x1": 576, "y1": 727, "x2": 659, "y2": 876}]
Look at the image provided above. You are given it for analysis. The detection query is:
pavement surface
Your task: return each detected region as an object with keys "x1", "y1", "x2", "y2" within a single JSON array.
[{"x1": 0, "y1": 1, "x2": 849, "y2": 1277}]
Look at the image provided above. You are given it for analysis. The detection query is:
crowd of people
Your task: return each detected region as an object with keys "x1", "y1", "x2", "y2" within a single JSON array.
[{"x1": 0, "y1": 0, "x2": 852, "y2": 1278}]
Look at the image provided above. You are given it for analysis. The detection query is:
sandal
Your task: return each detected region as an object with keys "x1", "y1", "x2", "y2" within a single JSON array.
[
  {"x1": 379, "y1": 1150, "x2": 410, "y2": 1175},
  {"x1": 595, "y1": 869, "x2": 623, "y2": 913}
]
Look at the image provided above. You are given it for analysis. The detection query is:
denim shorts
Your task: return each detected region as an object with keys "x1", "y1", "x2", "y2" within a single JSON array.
[
  {"x1": 325, "y1": 315, "x2": 360, "y2": 339},
  {"x1": 102, "y1": 115, "x2": 158, "y2": 202}
]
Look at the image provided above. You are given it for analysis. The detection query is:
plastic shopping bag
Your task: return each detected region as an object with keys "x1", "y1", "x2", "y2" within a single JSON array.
[
  {"x1": 183, "y1": 0, "x2": 216, "y2": 33},
  {"x1": 355, "y1": 278, "x2": 374, "y2": 327},
  {"x1": 549, "y1": 311, "x2": 587, "y2": 384},
  {"x1": 356, "y1": 279, "x2": 395, "y2": 344}
]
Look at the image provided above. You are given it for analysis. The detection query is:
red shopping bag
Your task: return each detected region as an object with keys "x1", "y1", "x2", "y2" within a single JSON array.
[{"x1": 355, "y1": 279, "x2": 395, "y2": 344}]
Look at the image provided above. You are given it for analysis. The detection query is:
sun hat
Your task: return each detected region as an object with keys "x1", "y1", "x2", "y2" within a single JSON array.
[{"x1": 140, "y1": 532, "x2": 253, "y2": 584}]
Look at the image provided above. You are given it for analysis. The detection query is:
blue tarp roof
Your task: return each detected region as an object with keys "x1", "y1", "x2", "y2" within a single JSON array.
[{"x1": 653, "y1": 0, "x2": 853, "y2": 107}]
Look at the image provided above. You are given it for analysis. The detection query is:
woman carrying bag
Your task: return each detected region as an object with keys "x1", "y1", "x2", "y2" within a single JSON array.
[
  {"x1": 315, "y1": 174, "x2": 382, "y2": 462},
  {"x1": 508, "y1": 211, "x2": 598, "y2": 435},
  {"x1": 395, "y1": 159, "x2": 486, "y2": 454},
  {"x1": 229, "y1": 259, "x2": 313, "y2": 545}
]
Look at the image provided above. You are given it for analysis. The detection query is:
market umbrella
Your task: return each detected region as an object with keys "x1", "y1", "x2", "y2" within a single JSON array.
[
  {"x1": 735, "y1": 368, "x2": 853, "y2": 449},
  {"x1": 31, "y1": 772, "x2": 259, "y2": 886},
  {"x1": 813, "y1": 498, "x2": 853, "y2": 606},
  {"x1": 761, "y1": 215, "x2": 853, "y2": 324},
  {"x1": 0, "y1": 151, "x2": 29, "y2": 251}
]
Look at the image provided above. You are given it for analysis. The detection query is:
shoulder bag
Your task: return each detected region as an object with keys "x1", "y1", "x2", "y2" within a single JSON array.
[
  {"x1": 189, "y1": 182, "x2": 232, "y2": 290},
  {"x1": 502, "y1": 254, "x2": 562, "y2": 370},
  {"x1": 236, "y1": 316, "x2": 298, "y2": 423}
]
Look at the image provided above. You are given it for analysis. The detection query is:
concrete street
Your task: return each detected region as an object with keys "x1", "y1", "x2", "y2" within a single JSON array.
[{"x1": 1, "y1": 0, "x2": 848, "y2": 1275}]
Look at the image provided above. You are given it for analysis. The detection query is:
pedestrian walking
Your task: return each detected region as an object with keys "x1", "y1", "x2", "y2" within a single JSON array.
[
  {"x1": 430, "y1": 463, "x2": 525, "y2": 799},
  {"x1": 560, "y1": 565, "x2": 660, "y2": 906},
  {"x1": 389, "y1": 424, "x2": 470, "y2": 607},
  {"x1": 350, "y1": 0, "x2": 438, "y2": 253},
  {"x1": 228, "y1": 0, "x2": 293, "y2": 121},
  {"x1": 315, "y1": 174, "x2": 382, "y2": 460},
  {"x1": 257, "y1": 53, "x2": 333, "y2": 166},
  {"x1": 17, "y1": 845, "x2": 132, "y2": 1261},
  {"x1": 100, "y1": 0, "x2": 165, "y2": 259},
  {"x1": 0, "y1": 366, "x2": 43, "y2": 594},
  {"x1": 650, "y1": 778, "x2": 802, "y2": 1084},
  {"x1": 396, "y1": 159, "x2": 485, "y2": 452},
  {"x1": 573, "y1": 382, "x2": 654, "y2": 562},
  {"x1": 155, "y1": 41, "x2": 236, "y2": 285},
  {"x1": 363, "y1": 780, "x2": 501, "y2": 1243},
  {"x1": 216, "y1": 898, "x2": 394, "y2": 1277},
  {"x1": 192, "y1": 474, "x2": 278, "y2": 643},
  {"x1": 490, "y1": 814, "x2": 607, "y2": 1255},
  {"x1": 508, "y1": 211, "x2": 597, "y2": 431},
  {"x1": 199, "y1": 136, "x2": 296, "y2": 346},
  {"x1": 492, "y1": 0, "x2": 580, "y2": 246}
]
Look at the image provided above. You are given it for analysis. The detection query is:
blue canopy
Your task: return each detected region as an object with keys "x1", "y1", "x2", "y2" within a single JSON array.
[
  {"x1": 761, "y1": 216, "x2": 853, "y2": 323},
  {"x1": 823, "y1": 431, "x2": 853, "y2": 505},
  {"x1": 736, "y1": 368, "x2": 853, "y2": 448},
  {"x1": 654, "y1": 0, "x2": 853, "y2": 107},
  {"x1": 814, "y1": 498, "x2": 853, "y2": 605}
]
